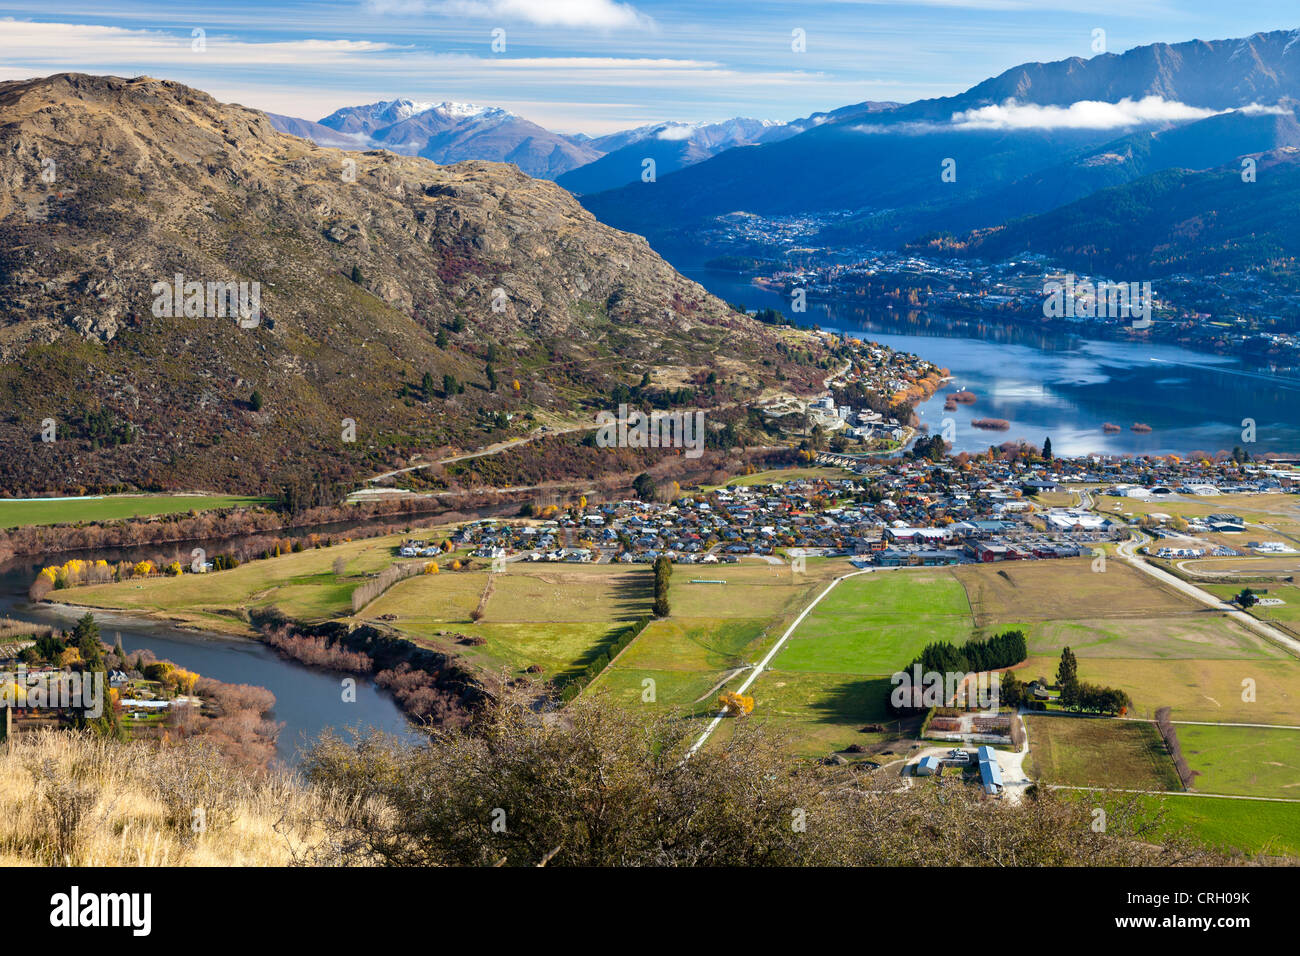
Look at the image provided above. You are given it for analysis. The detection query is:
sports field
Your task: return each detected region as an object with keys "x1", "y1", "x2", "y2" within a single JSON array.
[{"x1": 0, "y1": 494, "x2": 269, "y2": 528}]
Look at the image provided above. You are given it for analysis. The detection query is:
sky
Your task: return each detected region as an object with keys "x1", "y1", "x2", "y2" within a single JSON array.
[{"x1": 0, "y1": 1, "x2": 1297, "y2": 134}]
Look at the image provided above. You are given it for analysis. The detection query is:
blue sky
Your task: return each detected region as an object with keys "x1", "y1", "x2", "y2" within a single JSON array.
[{"x1": 0, "y1": 1, "x2": 1297, "y2": 133}]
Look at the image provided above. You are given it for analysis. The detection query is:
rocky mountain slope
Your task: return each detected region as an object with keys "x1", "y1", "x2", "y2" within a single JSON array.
[{"x1": 0, "y1": 74, "x2": 829, "y2": 495}]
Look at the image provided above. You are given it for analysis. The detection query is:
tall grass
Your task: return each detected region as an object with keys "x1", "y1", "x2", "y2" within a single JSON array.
[{"x1": 0, "y1": 730, "x2": 363, "y2": 866}]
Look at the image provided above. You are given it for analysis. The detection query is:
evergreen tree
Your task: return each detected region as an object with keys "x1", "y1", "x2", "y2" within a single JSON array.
[
  {"x1": 1042, "y1": 436, "x2": 1053, "y2": 461},
  {"x1": 1056, "y1": 646, "x2": 1078, "y2": 690}
]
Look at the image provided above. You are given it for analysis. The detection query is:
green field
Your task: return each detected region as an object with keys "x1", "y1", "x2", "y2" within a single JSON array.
[
  {"x1": 361, "y1": 562, "x2": 654, "y2": 683},
  {"x1": 1177, "y1": 724, "x2": 1300, "y2": 798},
  {"x1": 773, "y1": 569, "x2": 973, "y2": 674},
  {"x1": 733, "y1": 568, "x2": 973, "y2": 756},
  {"x1": 1025, "y1": 714, "x2": 1182, "y2": 791},
  {"x1": 0, "y1": 494, "x2": 269, "y2": 528},
  {"x1": 1150, "y1": 794, "x2": 1300, "y2": 858},
  {"x1": 58, "y1": 531, "x2": 420, "y2": 631},
  {"x1": 588, "y1": 558, "x2": 846, "y2": 713}
]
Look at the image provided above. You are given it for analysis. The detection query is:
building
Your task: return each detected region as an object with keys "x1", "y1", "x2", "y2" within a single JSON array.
[
  {"x1": 916, "y1": 755, "x2": 941, "y2": 776},
  {"x1": 977, "y1": 745, "x2": 1004, "y2": 795}
]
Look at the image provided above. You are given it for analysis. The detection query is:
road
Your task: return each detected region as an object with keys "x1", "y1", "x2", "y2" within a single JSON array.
[{"x1": 1116, "y1": 531, "x2": 1300, "y2": 658}]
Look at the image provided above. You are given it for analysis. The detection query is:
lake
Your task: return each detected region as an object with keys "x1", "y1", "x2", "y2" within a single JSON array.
[{"x1": 688, "y1": 269, "x2": 1300, "y2": 457}]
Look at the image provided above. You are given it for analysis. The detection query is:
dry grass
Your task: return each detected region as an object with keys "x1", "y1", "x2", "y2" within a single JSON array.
[{"x1": 0, "y1": 730, "x2": 368, "y2": 867}]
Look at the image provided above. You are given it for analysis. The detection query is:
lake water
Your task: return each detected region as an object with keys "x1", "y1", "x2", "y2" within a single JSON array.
[{"x1": 687, "y1": 269, "x2": 1300, "y2": 457}]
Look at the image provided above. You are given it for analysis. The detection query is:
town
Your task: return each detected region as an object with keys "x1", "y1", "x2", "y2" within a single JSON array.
[{"x1": 418, "y1": 451, "x2": 1299, "y2": 569}]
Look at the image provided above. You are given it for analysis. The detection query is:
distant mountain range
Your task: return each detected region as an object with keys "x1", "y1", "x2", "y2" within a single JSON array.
[
  {"x1": 577, "y1": 29, "x2": 1300, "y2": 263},
  {"x1": 266, "y1": 100, "x2": 819, "y2": 183},
  {"x1": 267, "y1": 98, "x2": 906, "y2": 188},
  {"x1": 268, "y1": 98, "x2": 601, "y2": 179}
]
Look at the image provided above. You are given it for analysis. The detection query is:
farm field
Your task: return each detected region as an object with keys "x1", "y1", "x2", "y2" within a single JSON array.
[
  {"x1": 736, "y1": 567, "x2": 974, "y2": 755},
  {"x1": 1177, "y1": 724, "x2": 1300, "y2": 798},
  {"x1": 588, "y1": 557, "x2": 847, "y2": 712},
  {"x1": 367, "y1": 562, "x2": 654, "y2": 683},
  {"x1": 0, "y1": 494, "x2": 270, "y2": 528},
  {"x1": 1016, "y1": 614, "x2": 1286, "y2": 660},
  {"x1": 1025, "y1": 714, "x2": 1182, "y2": 791},
  {"x1": 741, "y1": 671, "x2": 902, "y2": 758},
  {"x1": 1149, "y1": 794, "x2": 1300, "y2": 858},
  {"x1": 56, "y1": 531, "x2": 418, "y2": 631},
  {"x1": 1021, "y1": 654, "x2": 1300, "y2": 724},
  {"x1": 956, "y1": 558, "x2": 1190, "y2": 629},
  {"x1": 708, "y1": 466, "x2": 850, "y2": 488}
]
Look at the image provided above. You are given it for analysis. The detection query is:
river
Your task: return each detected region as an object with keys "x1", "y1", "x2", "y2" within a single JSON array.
[
  {"x1": 0, "y1": 528, "x2": 417, "y2": 766},
  {"x1": 687, "y1": 269, "x2": 1300, "y2": 457}
]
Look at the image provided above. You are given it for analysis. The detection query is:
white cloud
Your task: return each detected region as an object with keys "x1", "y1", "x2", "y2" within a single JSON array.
[
  {"x1": 949, "y1": 96, "x2": 1220, "y2": 130},
  {"x1": 364, "y1": 0, "x2": 652, "y2": 30}
]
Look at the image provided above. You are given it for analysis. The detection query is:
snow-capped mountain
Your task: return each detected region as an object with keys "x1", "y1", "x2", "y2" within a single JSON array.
[{"x1": 269, "y1": 98, "x2": 600, "y2": 179}]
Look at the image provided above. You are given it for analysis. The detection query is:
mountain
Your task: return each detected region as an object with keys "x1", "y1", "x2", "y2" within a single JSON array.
[
  {"x1": 961, "y1": 147, "x2": 1300, "y2": 275},
  {"x1": 580, "y1": 30, "x2": 1300, "y2": 254},
  {"x1": 819, "y1": 102, "x2": 1300, "y2": 247},
  {"x1": 0, "y1": 74, "x2": 830, "y2": 494},
  {"x1": 558, "y1": 118, "x2": 782, "y2": 194},
  {"x1": 263, "y1": 112, "x2": 366, "y2": 149},
  {"x1": 558, "y1": 107, "x2": 902, "y2": 195},
  {"x1": 269, "y1": 99, "x2": 602, "y2": 179}
]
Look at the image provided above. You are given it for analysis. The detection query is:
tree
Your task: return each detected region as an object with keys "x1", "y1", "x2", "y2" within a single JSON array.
[
  {"x1": 1235, "y1": 587, "x2": 1258, "y2": 608},
  {"x1": 421, "y1": 372, "x2": 435, "y2": 398},
  {"x1": 351, "y1": 264, "x2": 363, "y2": 284},
  {"x1": 1042, "y1": 436, "x2": 1053, "y2": 461},
  {"x1": 249, "y1": 390, "x2": 264, "y2": 412},
  {"x1": 718, "y1": 692, "x2": 755, "y2": 716},
  {"x1": 299, "y1": 690, "x2": 1218, "y2": 867},
  {"x1": 443, "y1": 373, "x2": 458, "y2": 398},
  {"x1": 633, "y1": 473, "x2": 656, "y2": 501},
  {"x1": 1056, "y1": 646, "x2": 1078, "y2": 690},
  {"x1": 435, "y1": 328, "x2": 449, "y2": 349}
]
